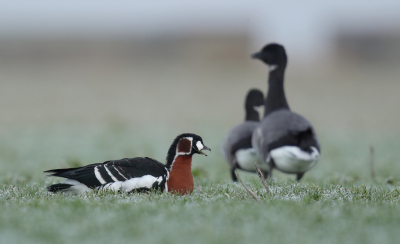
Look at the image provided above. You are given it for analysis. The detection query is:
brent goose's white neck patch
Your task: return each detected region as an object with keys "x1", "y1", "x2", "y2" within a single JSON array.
[
  {"x1": 269, "y1": 65, "x2": 278, "y2": 72},
  {"x1": 253, "y1": 106, "x2": 262, "y2": 114}
]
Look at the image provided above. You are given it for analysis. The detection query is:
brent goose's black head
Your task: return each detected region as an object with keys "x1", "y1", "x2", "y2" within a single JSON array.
[
  {"x1": 246, "y1": 89, "x2": 264, "y2": 109},
  {"x1": 251, "y1": 43, "x2": 287, "y2": 70},
  {"x1": 166, "y1": 133, "x2": 211, "y2": 165},
  {"x1": 245, "y1": 89, "x2": 264, "y2": 121}
]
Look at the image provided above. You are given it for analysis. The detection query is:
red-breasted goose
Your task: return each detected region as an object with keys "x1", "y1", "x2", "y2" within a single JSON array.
[
  {"x1": 222, "y1": 89, "x2": 268, "y2": 181},
  {"x1": 251, "y1": 43, "x2": 320, "y2": 181},
  {"x1": 45, "y1": 133, "x2": 210, "y2": 195}
]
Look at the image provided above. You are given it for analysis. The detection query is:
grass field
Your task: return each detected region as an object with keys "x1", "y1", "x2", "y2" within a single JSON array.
[
  {"x1": 1, "y1": 125, "x2": 400, "y2": 244},
  {"x1": 1, "y1": 180, "x2": 400, "y2": 244}
]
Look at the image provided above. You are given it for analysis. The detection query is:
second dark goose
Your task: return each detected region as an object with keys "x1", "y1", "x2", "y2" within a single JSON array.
[{"x1": 221, "y1": 89, "x2": 268, "y2": 181}]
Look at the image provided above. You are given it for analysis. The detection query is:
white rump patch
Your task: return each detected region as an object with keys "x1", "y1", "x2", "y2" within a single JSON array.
[
  {"x1": 121, "y1": 175, "x2": 163, "y2": 192},
  {"x1": 94, "y1": 166, "x2": 106, "y2": 184},
  {"x1": 196, "y1": 141, "x2": 204, "y2": 151},
  {"x1": 235, "y1": 148, "x2": 269, "y2": 172},
  {"x1": 269, "y1": 146, "x2": 319, "y2": 173}
]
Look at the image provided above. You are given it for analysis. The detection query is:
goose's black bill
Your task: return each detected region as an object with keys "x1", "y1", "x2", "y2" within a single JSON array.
[
  {"x1": 197, "y1": 145, "x2": 211, "y2": 156},
  {"x1": 251, "y1": 52, "x2": 261, "y2": 59}
]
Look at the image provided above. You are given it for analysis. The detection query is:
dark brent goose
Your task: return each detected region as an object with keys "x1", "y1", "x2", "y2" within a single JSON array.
[
  {"x1": 222, "y1": 89, "x2": 268, "y2": 181},
  {"x1": 45, "y1": 133, "x2": 210, "y2": 195},
  {"x1": 251, "y1": 43, "x2": 320, "y2": 181}
]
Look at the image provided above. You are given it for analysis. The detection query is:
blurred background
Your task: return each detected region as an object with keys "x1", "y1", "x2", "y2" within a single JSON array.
[{"x1": 1, "y1": 0, "x2": 400, "y2": 183}]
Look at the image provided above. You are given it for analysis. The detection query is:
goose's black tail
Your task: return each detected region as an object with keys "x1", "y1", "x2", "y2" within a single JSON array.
[
  {"x1": 47, "y1": 183, "x2": 73, "y2": 193},
  {"x1": 297, "y1": 128, "x2": 320, "y2": 153}
]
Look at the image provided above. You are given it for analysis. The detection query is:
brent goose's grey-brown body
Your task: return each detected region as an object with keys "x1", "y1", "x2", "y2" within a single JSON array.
[
  {"x1": 251, "y1": 43, "x2": 320, "y2": 181},
  {"x1": 222, "y1": 89, "x2": 267, "y2": 181},
  {"x1": 45, "y1": 133, "x2": 210, "y2": 195}
]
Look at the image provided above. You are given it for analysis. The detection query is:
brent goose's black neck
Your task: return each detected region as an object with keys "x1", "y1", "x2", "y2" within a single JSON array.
[
  {"x1": 264, "y1": 67, "x2": 290, "y2": 117},
  {"x1": 245, "y1": 107, "x2": 260, "y2": 121},
  {"x1": 244, "y1": 89, "x2": 263, "y2": 121}
]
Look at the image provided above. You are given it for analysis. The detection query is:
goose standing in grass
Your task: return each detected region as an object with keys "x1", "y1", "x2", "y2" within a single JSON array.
[
  {"x1": 221, "y1": 89, "x2": 269, "y2": 181},
  {"x1": 45, "y1": 133, "x2": 210, "y2": 195},
  {"x1": 251, "y1": 43, "x2": 320, "y2": 181}
]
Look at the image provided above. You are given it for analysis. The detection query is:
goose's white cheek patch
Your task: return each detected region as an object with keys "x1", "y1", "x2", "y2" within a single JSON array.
[{"x1": 196, "y1": 141, "x2": 204, "y2": 151}]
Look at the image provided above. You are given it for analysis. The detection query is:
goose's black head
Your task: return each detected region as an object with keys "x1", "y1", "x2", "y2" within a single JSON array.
[
  {"x1": 166, "y1": 133, "x2": 211, "y2": 166},
  {"x1": 245, "y1": 89, "x2": 264, "y2": 121},
  {"x1": 251, "y1": 43, "x2": 287, "y2": 71}
]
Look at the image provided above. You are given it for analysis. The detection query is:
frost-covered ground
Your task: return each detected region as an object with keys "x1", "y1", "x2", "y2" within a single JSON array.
[
  {"x1": 1, "y1": 181, "x2": 400, "y2": 244},
  {"x1": 1, "y1": 126, "x2": 400, "y2": 244}
]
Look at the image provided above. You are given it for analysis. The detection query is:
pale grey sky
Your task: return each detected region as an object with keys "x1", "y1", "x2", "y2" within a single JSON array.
[{"x1": 1, "y1": 0, "x2": 399, "y2": 62}]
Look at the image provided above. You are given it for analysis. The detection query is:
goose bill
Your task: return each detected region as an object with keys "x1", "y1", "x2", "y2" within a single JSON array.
[
  {"x1": 196, "y1": 145, "x2": 211, "y2": 156},
  {"x1": 251, "y1": 52, "x2": 260, "y2": 59}
]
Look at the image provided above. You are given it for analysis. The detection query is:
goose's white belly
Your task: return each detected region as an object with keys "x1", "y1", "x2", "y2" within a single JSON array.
[
  {"x1": 235, "y1": 148, "x2": 269, "y2": 172},
  {"x1": 269, "y1": 146, "x2": 319, "y2": 173}
]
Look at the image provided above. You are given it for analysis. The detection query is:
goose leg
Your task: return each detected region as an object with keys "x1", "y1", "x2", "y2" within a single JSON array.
[
  {"x1": 296, "y1": 173, "x2": 305, "y2": 181},
  {"x1": 267, "y1": 169, "x2": 273, "y2": 181},
  {"x1": 267, "y1": 157, "x2": 275, "y2": 181},
  {"x1": 231, "y1": 168, "x2": 238, "y2": 182}
]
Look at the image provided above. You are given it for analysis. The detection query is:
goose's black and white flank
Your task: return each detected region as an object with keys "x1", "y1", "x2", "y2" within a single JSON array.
[
  {"x1": 251, "y1": 43, "x2": 320, "y2": 181},
  {"x1": 221, "y1": 89, "x2": 268, "y2": 181},
  {"x1": 45, "y1": 133, "x2": 210, "y2": 195}
]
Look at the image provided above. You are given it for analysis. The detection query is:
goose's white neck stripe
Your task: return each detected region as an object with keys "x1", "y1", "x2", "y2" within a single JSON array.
[{"x1": 169, "y1": 137, "x2": 193, "y2": 170}]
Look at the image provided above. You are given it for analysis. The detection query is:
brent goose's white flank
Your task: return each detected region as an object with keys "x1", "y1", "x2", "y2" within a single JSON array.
[
  {"x1": 222, "y1": 89, "x2": 268, "y2": 181},
  {"x1": 45, "y1": 133, "x2": 210, "y2": 195},
  {"x1": 251, "y1": 43, "x2": 320, "y2": 181}
]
